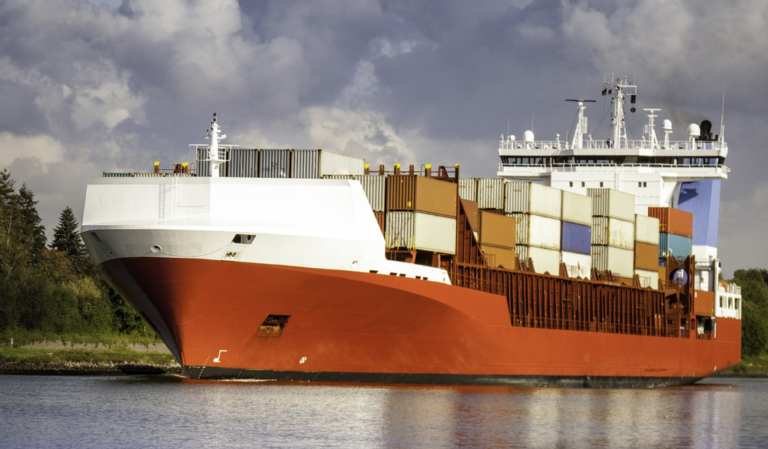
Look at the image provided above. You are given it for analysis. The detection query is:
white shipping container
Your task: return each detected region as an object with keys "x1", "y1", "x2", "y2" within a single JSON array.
[
  {"x1": 509, "y1": 213, "x2": 561, "y2": 250},
  {"x1": 516, "y1": 245, "x2": 561, "y2": 275},
  {"x1": 587, "y1": 188, "x2": 635, "y2": 221},
  {"x1": 635, "y1": 269, "x2": 659, "y2": 289},
  {"x1": 385, "y1": 211, "x2": 456, "y2": 254},
  {"x1": 591, "y1": 217, "x2": 635, "y2": 250},
  {"x1": 477, "y1": 178, "x2": 504, "y2": 209},
  {"x1": 561, "y1": 251, "x2": 592, "y2": 279},
  {"x1": 591, "y1": 245, "x2": 634, "y2": 278},
  {"x1": 319, "y1": 151, "x2": 365, "y2": 176},
  {"x1": 359, "y1": 175, "x2": 386, "y2": 212},
  {"x1": 634, "y1": 214, "x2": 660, "y2": 245},
  {"x1": 561, "y1": 191, "x2": 592, "y2": 226},
  {"x1": 504, "y1": 182, "x2": 562, "y2": 218},
  {"x1": 459, "y1": 178, "x2": 477, "y2": 202}
]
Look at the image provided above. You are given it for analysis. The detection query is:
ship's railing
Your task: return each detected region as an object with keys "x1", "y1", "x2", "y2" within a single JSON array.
[
  {"x1": 499, "y1": 139, "x2": 727, "y2": 152},
  {"x1": 498, "y1": 162, "x2": 731, "y2": 176},
  {"x1": 509, "y1": 315, "x2": 673, "y2": 337}
]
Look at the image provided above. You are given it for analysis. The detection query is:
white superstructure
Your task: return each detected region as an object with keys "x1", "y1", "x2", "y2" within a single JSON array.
[{"x1": 496, "y1": 77, "x2": 740, "y2": 317}]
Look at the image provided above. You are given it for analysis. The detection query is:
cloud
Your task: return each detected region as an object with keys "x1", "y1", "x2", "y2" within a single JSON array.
[{"x1": 0, "y1": 0, "x2": 765, "y2": 273}]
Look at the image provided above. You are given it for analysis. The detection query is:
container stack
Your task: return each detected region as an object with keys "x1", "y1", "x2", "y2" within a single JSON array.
[
  {"x1": 634, "y1": 214, "x2": 661, "y2": 289},
  {"x1": 384, "y1": 175, "x2": 458, "y2": 254},
  {"x1": 196, "y1": 149, "x2": 364, "y2": 178},
  {"x1": 505, "y1": 182, "x2": 562, "y2": 275},
  {"x1": 478, "y1": 211, "x2": 517, "y2": 269},
  {"x1": 560, "y1": 191, "x2": 592, "y2": 279},
  {"x1": 588, "y1": 188, "x2": 636, "y2": 279},
  {"x1": 649, "y1": 207, "x2": 693, "y2": 262}
]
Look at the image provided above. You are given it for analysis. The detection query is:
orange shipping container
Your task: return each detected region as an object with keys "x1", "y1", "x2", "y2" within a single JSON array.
[
  {"x1": 386, "y1": 175, "x2": 457, "y2": 218},
  {"x1": 482, "y1": 245, "x2": 517, "y2": 270},
  {"x1": 462, "y1": 199, "x2": 480, "y2": 232},
  {"x1": 635, "y1": 242, "x2": 659, "y2": 271},
  {"x1": 648, "y1": 207, "x2": 693, "y2": 238},
  {"x1": 694, "y1": 290, "x2": 714, "y2": 317},
  {"x1": 373, "y1": 211, "x2": 385, "y2": 236},
  {"x1": 658, "y1": 266, "x2": 667, "y2": 286},
  {"x1": 480, "y1": 212, "x2": 516, "y2": 249}
]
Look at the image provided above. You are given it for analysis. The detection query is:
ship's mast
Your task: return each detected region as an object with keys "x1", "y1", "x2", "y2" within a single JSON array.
[
  {"x1": 566, "y1": 99, "x2": 596, "y2": 149},
  {"x1": 604, "y1": 76, "x2": 637, "y2": 149},
  {"x1": 206, "y1": 113, "x2": 227, "y2": 178}
]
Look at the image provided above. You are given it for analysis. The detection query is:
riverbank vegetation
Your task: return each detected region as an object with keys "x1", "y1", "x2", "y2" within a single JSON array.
[{"x1": 0, "y1": 169, "x2": 157, "y2": 351}]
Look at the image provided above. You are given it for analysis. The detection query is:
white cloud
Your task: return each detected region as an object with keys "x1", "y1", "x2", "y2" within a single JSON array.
[{"x1": 0, "y1": 132, "x2": 66, "y2": 167}]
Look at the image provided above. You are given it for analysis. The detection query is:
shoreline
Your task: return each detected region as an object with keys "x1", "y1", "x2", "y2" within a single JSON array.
[{"x1": 0, "y1": 360, "x2": 181, "y2": 376}]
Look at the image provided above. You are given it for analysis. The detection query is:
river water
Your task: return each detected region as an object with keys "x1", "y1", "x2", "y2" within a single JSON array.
[{"x1": 1, "y1": 375, "x2": 766, "y2": 448}]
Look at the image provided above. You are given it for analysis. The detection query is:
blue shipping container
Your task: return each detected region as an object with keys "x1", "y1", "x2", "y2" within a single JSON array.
[
  {"x1": 658, "y1": 233, "x2": 692, "y2": 258},
  {"x1": 561, "y1": 221, "x2": 591, "y2": 255}
]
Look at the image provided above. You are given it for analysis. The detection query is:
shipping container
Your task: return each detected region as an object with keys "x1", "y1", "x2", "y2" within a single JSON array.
[
  {"x1": 561, "y1": 250, "x2": 591, "y2": 279},
  {"x1": 322, "y1": 175, "x2": 359, "y2": 179},
  {"x1": 318, "y1": 151, "x2": 365, "y2": 177},
  {"x1": 658, "y1": 232, "x2": 693, "y2": 258},
  {"x1": 635, "y1": 214, "x2": 660, "y2": 245},
  {"x1": 481, "y1": 245, "x2": 517, "y2": 269},
  {"x1": 561, "y1": 191, "x2": 592, "y2": 226},
  {"x1": 259, "y1": 149, "x2": 290, "y2": 178},
  {"x1": 634, "y1": 269, "x2": 659, "y2": 289},
  {"x1": 479, "y1": 212, "x2": 516, "y2": 249},
  {"x1": 634, "y1": 242, "x2": 660, "y2": 271},
  {"x1": 477, "y1": 178, "x2": 504, "y2": 210},
  {"x1": 228, "y1": 149, "x2": 258, "y2": 177},
  {"x1": 385, "y1": 211, "x2": 457, "y2": 254},
  {"x1": 386, "y1": 176, "x2": 457, "y2": 217},
  {"x1": 360, "y1": 175, "x2": 386, "y2": 212},
  {"x1": 561, "y1": 221, "x2": 591, "y2": 255},
  {"x1": 291, "y1": 149, "x2": 319, "y2": 179},
  {"x1": 459, "y1": 178, "x2": 477, "y2": 202},
  {"x1": 587, "y1": 188, "x2": 635, "y2": 221},
  {"x1": 516, "y1": 245, "x2": 561, "y2": 275},
  {"x1": 648, "y1": 207, "x2": 693, "y2": 238},
  {"x1": 591, "y1": 245, "x2": 634, "y2": 277},
  {"x1": 373, "y1": 211, "x2": 385, "y2": 236},
  {"x1": 591, "y1": 217, "x2": 635, "y2": 250},
  {"x1": 504, "y1": 182, "x2": 562, "y2": 218},
  {"x1": 509, "y1": 213, "x2": 561, "y2": 250},
  {"x1": 694, "y1": 290, "x2": 714, "y2": 316}
]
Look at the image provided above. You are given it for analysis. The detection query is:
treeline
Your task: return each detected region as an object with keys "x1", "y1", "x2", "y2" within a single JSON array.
[
  {"x1": 0, "y1": 169, "x2": 153, "y2": 341},
  {"x1": 734, "y1": 269, "x2": 768, "y2": 357}
]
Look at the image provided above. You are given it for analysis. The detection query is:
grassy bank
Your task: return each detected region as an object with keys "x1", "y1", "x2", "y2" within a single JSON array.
[
  {"x1": 0, "y1": 347, "x2": 177, "y2": 366},
  {"x1": 715, "y1": 354, "x2": 768, "y2": 377},
  {"x1": 1, "y1": 328, "x2": 162, "y2": 348}
]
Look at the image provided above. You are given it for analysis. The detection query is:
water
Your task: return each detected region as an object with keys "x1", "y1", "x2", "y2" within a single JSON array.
[{"x1": 1, "y1": 376, "x2": 766, "y2": 448}]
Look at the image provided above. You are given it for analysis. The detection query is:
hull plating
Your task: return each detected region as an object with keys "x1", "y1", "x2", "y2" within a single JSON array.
[{"x1": 99, "y1": 257, "x2": 741, "y2": 387}]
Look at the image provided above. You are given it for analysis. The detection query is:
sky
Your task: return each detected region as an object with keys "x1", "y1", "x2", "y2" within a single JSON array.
[{"x1": 0, "y1": 0, "x2": 765, "y2": 277}]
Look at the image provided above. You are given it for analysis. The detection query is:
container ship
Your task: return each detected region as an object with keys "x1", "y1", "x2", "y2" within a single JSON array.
[{"x1": 81, "y1": 79, "x2": 742, "y2": 387}]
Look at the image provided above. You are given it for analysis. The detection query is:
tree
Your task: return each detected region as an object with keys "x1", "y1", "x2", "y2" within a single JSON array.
[
  {"x1": 17, "y1": 184, "x2": 46, "y2": 263},
  {"x1": 733, "y1": 269, "x2": 768, "y2": 357},
  {"x1": 51, "y1": 207, "x2": 90, "y2": 275}
]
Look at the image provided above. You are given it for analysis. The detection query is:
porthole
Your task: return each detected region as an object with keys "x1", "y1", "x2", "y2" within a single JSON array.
[{"x1": 151, "y1": 245, "x2": 162, "y2": 253}]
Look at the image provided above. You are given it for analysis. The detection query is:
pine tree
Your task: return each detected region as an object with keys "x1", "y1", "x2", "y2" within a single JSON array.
[
  {"x1": 17, "y1": 184, "x2": 46, "y2": 263},
  {"x1": 51, "y1": 206, "x2": 89, "y2": 274}
]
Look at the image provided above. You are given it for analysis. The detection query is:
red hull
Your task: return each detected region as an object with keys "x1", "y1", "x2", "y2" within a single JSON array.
[{"x1": 100, "y1": 258, "x2": 741, "y2": 386}]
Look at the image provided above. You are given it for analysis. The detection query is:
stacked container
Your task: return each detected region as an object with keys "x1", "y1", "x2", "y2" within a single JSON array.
[
  {"x1": 458, "y1": 178, "x2": 478, "y2": 202},
  {"x1": 634, "y1": 214, "x2": 660, "y2": 289},
  {"x1": 561, "y1": 191, "x2": 592, "y2": 279},
  {"x1": 588, "y1": 188, "x2": 635, "y2": 278},
  {"x1": 505, "y1": 182, "x2": 562, "y2": 275},
  {"x1": 476, "y1": 178, "x2": 504, "y2": 211},
  {"x1": 196, "y1": 149, "x2": 364, "y2": 178},
  {"x1": 385, "y1": 176, "x2": 458, "y2": 254},
  {"x1": 479, "y1": 211, "x2": 517, "y2": 269},
  {"x1": 649, "y1": 207, "x2": 693, "y2": 261}
]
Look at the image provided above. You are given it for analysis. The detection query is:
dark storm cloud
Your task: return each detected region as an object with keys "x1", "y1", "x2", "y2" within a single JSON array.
[{"x1": 0, "y1": 0, "x2": 765, "y2": 274}]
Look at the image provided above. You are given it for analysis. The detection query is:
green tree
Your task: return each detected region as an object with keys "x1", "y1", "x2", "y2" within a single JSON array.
[
  {"x1": 733, "y1": 269, "x2": 768, "y2": 357},
  {"x1": 17, "y1": 184, "x2": 46, "y2": 264},
  {"x1": 51, "y1": 206, "x2": 90, "y2": 275}
]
